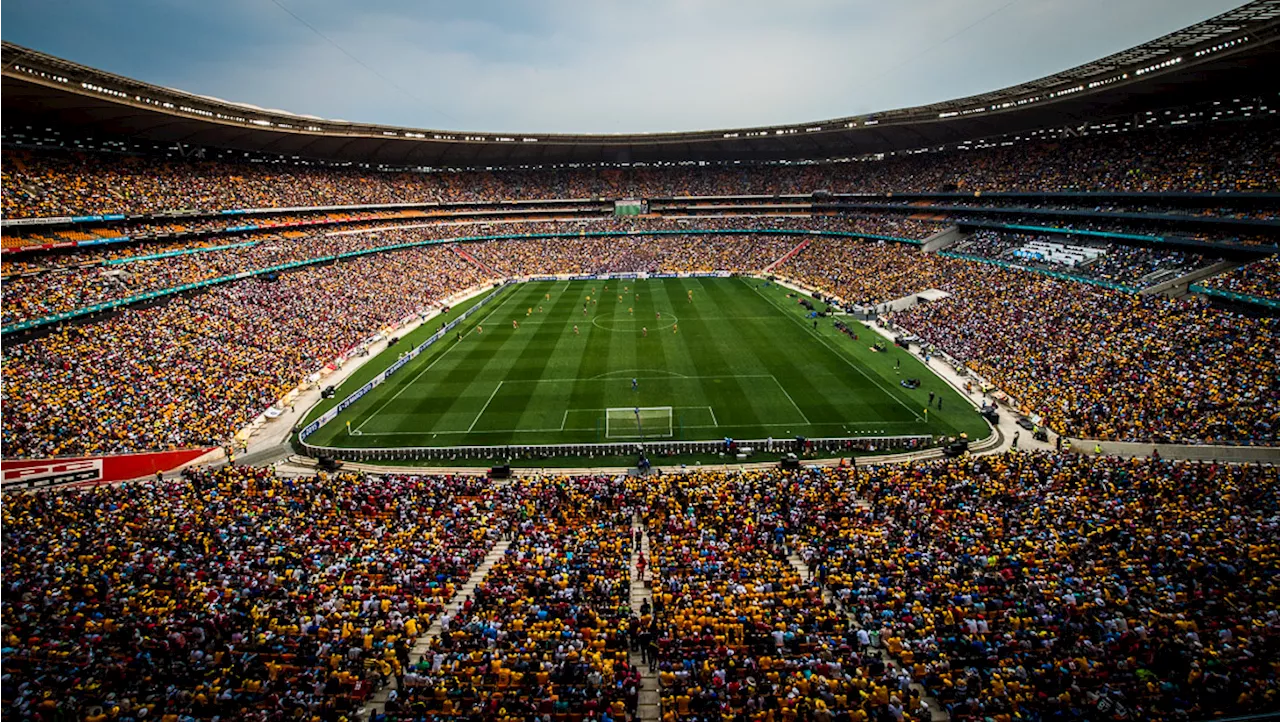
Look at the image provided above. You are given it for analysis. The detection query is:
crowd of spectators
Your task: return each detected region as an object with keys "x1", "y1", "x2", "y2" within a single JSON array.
[
  {"x1": 949, "y1": 231, "x2": 1216, "y2": 288},
  {"x1": 1, "y1": 465, "x2": 507, "y2": 721},
  {"x1": 885, "y1": 264, "x2": 1279, "y2": 444},
  {"x1": 776, "y1": 239, "x2": 961, "y2": 307},
  {"x1": 3, "y1": 119, "x2": 1274, "y2": 218},
  {"x1": 638, "y1": 470, "x2": 933, "y2": 722},
  {"x1": 1, "y1": 215, "x2": 927, "y2": 326},
  {"x1": 0, "y1": 217, "x2": 567, "y2": 277},
  {"x1": 1197, "y1": 255, "x2": 1280, "y2": 303},
  {"x1": 774, "y1": 235, "x2": 1278, "y2": 443},
  {"x1": 3, "y1": 215, "x2": 1276, "y2": 453},
  {"x1": 468, "y1": 234, "x2": 797, "y2": 277},
  {"x1": 794, "y1": 452, "x2": 1280, "y2": 721},
  {"x1": 874, "y1": 199, "x2": 1280, "y2": 221},
  {"x1": 0, "y1": 227, "x2": 434, "y2": 325},
  {"x1": 1, "y1": 245, "x2": 485, "y2": 457},
  {"x1": 4, "y1": 453, "x2": 1278, "y2": 721},
  {"x1": 3, "y1": 235, "x2": 252, "y2": 274},
  {"x1": 391, "y1": 474, "x2": 640, "y2": 719},
  {"x1": 955, "y1": 218, "x2": 1279, "y2": 251},
  {"x1": 0, "y1": 212, "x2": 948, "y2": 456}
]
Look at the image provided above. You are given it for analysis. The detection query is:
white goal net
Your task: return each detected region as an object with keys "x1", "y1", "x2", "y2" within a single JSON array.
[{"x1": 605, "y1": 406, "x2": 673, "y2": 439}]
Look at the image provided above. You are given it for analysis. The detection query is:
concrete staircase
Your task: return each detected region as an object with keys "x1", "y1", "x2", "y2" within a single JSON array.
[
  {"x1": 785, "y1": 549, "x2": 950, "y2": 722},
  {"x1": 361, "y1": 537, "x2": 512, "y2": 716},
  {"x1": 920, "y1": 225, "x2": 964, "y2": 253},
  {"x1": 630, "y1": 516, "x2": 661, "y2": 722},
  {"x1": 1142, "y1": 259, "x2": 1240, "y2": 298}
]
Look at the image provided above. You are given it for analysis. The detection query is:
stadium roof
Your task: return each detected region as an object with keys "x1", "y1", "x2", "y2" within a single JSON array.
[{"x1": 3, "y1": 1, "x2": 1279, "y2": 167}]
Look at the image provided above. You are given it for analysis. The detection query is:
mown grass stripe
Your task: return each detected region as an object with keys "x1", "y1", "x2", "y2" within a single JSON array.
[{"x1": 306, "y1": 277, "x2": 989, "y2": 450}]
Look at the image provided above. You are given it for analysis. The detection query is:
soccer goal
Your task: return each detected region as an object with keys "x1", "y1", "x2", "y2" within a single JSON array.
[{"x1": 605, "y1": 406, "x2": 674, "y2": 439}]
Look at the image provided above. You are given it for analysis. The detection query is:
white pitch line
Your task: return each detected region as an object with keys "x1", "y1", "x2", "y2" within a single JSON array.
[
  {"x1": 560, "y1": 409, "x2": 570, "y2": 431},
  {"x1": 512, "y1": 374, "x2": 774, "y2": 384},
  {"x1": 354, "y1": 286, "x2": 520, "y2": 432},
  {"x1": 708, "y1": 405, "x2": 719, "y2": 426},
  {"x1": 771, "y1": 375, "x2": 812, "y2": 424},
  {"x1": 745, "y1": 278, "x2": 924, "y2": 422},
  {"x1": 356, "y1": 420, "x2": 921, "y2": 438},
  {"x1": 591, "y1": 368, "x2": 690, "y2": 380},
  {"x1": 468, "y1": 381, "x2": 504, "y2": 433}
]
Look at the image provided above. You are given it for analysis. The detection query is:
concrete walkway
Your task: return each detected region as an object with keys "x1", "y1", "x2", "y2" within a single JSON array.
[
  {"x1": 630, "y1": 515, "x2": 661, "y2": 722},
  {"x1": 361, "y1": 538, "x2": 512, "y2": 716}
]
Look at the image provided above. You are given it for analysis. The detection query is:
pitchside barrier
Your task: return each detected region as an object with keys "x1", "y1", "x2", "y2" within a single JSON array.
[
  {"x1": 299, "y1": 434, "x2": 934, "y2": 463},
  {"x1": 296, "y1": 283, "x2": 510, "y2": 444}
]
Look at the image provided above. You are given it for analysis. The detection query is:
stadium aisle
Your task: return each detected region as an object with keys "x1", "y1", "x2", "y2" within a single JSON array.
[
  {"x1": 784, "y1": 549, "x2": 949, "y2": 722},
  {"x1": 630, "y1": 515, "x2": 661, "y2": 721},
  {"x1": 362, "y1": 537, "x2": 514, "y2": 715}
]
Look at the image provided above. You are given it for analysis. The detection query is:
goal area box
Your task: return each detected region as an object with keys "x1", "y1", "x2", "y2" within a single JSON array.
[{"x1": 606, "y1": 407, "x2": 673, "y2": 439}]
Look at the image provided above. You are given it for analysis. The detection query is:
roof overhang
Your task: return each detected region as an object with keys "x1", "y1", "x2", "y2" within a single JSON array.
[{"x1": 4, "y1": 2, "x2": 1279, "y2": 166}]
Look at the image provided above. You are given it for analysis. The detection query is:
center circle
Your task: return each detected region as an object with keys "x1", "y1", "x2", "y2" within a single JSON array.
[{"x1": 590, "y1": 313, "x2": 679, "y2": 333}]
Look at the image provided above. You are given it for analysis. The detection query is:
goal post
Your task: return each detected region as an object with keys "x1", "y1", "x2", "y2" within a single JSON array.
[{"x1": 605, "y1": 406, "x2": 673, "y2": 439}]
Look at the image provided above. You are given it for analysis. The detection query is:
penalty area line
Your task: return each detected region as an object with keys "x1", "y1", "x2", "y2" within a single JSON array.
[
  {"x1": 353, "y1": 285, "x2": 521, "y2": 433},
  {"x1": 770, "y1": 374, "x2": 812, "y2": 425},
  {"x1": 745, "y1": 278, "x2": 924, "y2": 422},
  {"x1": 468, "y1": 381, "x2": 504, "y2": 433}
]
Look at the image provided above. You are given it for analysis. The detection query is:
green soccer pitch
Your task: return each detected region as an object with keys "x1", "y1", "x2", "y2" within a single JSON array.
[{"x1": 302, "y1": 277, "x2": 989, "y2": 451}]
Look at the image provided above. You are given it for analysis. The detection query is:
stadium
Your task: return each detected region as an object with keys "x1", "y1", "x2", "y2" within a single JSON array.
[{"x1": 1, "y1": 0, "x2": 1279, "y2": 719}]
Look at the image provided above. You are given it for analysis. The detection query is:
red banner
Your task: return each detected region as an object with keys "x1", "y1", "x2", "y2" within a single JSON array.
[{"x1": 2, "y1": 448, "x2": 216, "y2": 490}]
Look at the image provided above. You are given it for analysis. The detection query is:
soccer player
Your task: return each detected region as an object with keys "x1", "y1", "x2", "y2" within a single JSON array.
[
  {"x1": 673, "y1": 323, "x2": 678, "y2": 334},
  {"x1": 545, "y1": 293, "x2": 551, "y2": 300},
  {"x1": 574, "y1": 325, "x2": 579, "y2": 335},
  {"x1": 513, "y1": 320, "x2": 519, "y2": 329},
  {"x1": 629, "y1": 307, "x2": 634, "y2": 315},
  {"x1": 477, "y1": 325, "x2": 483, "y2": 334},
  {"x1": 656, "y1": 311, "x2": 661, "y2": 320},
  {"x1": 632, "y1": 378, "x2": 638, "y2": 391},
  {"x1": 688, "y1": 289, "x2": 693, "y2": 303},
  {"x1": 538, "y1": 306, "x2": 543, "y2": 313},
  {"x1": 527, "y1": 307, "x2": 532, "y2": 316},
  {"x1": 642, "y1": 327, "x2": 648, "y2": 337}
]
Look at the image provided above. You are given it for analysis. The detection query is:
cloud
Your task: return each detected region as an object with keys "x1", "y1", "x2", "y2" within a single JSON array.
[{"x1": 1, "y1": 0, "x2": 1250, "y2": 133}]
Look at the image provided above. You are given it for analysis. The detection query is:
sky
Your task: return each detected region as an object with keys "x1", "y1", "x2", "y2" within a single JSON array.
[{"x1": 2, "y1": 0, "x2": 1248, "y2": 134}]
